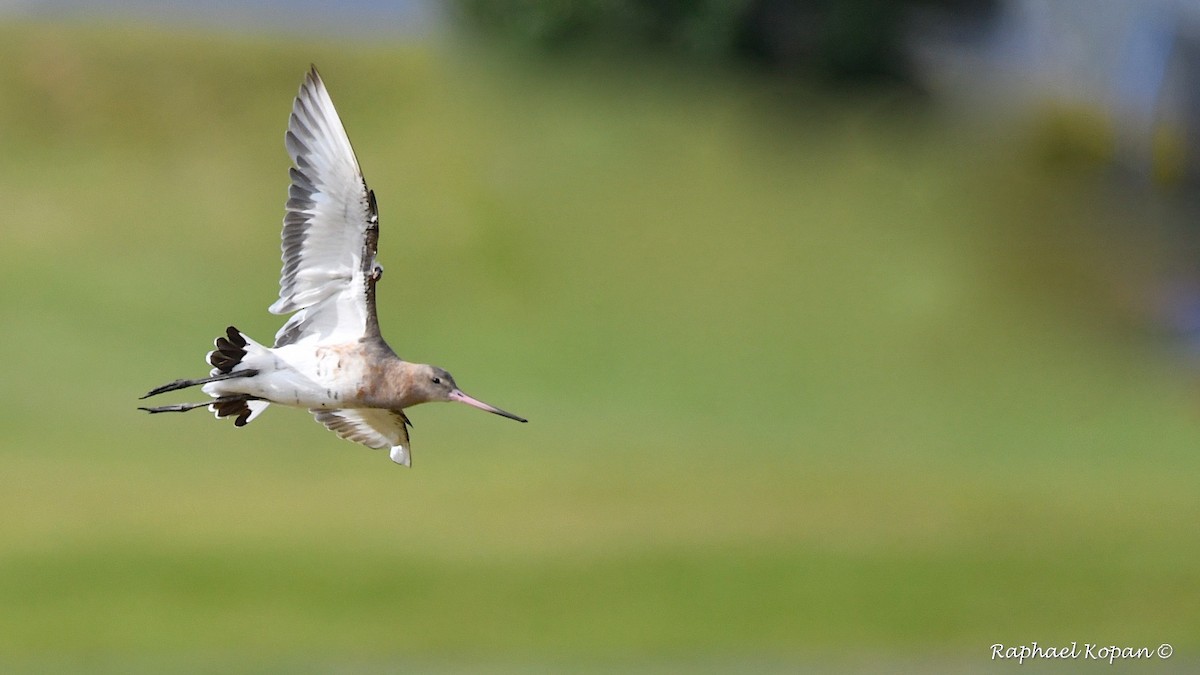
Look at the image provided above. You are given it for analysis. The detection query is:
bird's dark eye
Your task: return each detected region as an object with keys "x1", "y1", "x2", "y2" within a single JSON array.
[{"x1": 432, "y1": 377, "x2": 441, "y2": 384}]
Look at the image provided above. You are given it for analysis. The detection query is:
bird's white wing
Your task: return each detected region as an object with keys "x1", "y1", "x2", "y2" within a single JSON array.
[
  {"x1": 271, "y1": 66, "x2": 383, "y2": 348},
  {"x1": 311, "y1": 408, "x2": 413, "y2": 466}
]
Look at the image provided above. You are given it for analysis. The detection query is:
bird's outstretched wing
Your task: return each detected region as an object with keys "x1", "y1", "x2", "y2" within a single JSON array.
[
  {"x1": 311, "y1": 408, "x2": 413, "y2": 466},
  {"x1": 271, "y1": 66, "x2": 383, "y2": 348}
]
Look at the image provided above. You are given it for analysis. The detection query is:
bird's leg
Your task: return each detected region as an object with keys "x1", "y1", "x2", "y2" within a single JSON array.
[
  {"x1": 139, "y1": 369, "x2": 259, "y2": 399},
  {"x1": 138, "y1": 400, "x2": 214, "y2": 414},
  {"x1": 139, "y1": 395, "x2": 260, "y2": 415}
]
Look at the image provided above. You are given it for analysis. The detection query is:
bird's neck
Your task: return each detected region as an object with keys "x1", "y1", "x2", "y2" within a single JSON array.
[{"x1": 365, "y1": 356, "x2": 424, "y2": 409}]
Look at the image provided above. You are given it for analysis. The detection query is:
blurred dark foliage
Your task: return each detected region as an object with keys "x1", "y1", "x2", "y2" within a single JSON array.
[{"x1": 456, "y1": 0, "x2": 997, "y2": 83}]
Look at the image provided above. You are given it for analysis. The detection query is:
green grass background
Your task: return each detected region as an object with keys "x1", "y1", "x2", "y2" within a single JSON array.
[{"x1": 1, "y1": 20, "x2": 1198, "y2": 672}]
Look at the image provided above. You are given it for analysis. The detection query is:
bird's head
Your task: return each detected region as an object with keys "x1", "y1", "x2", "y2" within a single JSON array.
[{"x1": 414, "y1": 364, "x2": 527, "y2": 423}]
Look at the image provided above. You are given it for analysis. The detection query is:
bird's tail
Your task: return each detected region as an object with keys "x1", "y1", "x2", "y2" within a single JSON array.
[
  {"x1": 207, "y1": 325, "x2": 253, "y2": 374},
  {"x1": 139, "y1": 325, "x2": 271, "y2": 427},
  {"x1": 203, "y1": 326, "x2": 271, "y2": 426}
]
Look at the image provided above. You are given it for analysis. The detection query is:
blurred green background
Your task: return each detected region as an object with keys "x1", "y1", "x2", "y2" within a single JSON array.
[{"x1": 2, "y1": 6, "x2": 1200, "y2": 673}]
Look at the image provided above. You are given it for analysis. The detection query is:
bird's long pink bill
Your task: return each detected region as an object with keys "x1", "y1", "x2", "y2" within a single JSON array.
[{"x1": 449, "y1": 389, "x2": 527, "y2": 423}]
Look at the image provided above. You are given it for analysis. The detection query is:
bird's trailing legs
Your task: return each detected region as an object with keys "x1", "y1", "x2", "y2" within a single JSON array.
[
  {"x1": 138, "y1": 400, "x2": 214, "y2": 414},
  {"x1": 139, "y1": 393, "x2": 264, "y2": 427},
  {"x1": 139, "y1": 369, "x2": 259, "y2": 400},
  {"x1": 139, "y1": 369, "x2": 261, "y2": 417},
  {"x1": 139, "y1": 394, "x2": 263, "y2": 414}
]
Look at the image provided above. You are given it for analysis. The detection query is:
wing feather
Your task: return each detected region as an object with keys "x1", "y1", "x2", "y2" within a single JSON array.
[
  {"x1": 311, "y1": 408, "x2": 413, "y2": 466},
  {"x1": 271, "y1": 66, "x2": 381, "y2": 347}
]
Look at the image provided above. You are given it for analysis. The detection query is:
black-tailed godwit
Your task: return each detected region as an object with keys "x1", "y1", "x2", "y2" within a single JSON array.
[{"x1": 140, "y1": 67, "x2": 526, "y2": 466}]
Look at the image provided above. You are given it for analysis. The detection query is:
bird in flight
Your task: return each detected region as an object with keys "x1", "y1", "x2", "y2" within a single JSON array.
[{"x1": 140, "y1": 66, "x2": 527, "y2": 466}]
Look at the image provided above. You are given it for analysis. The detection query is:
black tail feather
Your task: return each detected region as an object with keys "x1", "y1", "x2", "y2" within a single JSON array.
[
  {"x1": 209, "y1": 326, "x2": 248, "y2": 373},
  {"x1": 141, "y1": 326, "x2": 257, "y2": 399},
  {"x1": 210, "y1": 394, "x2": 261, "y2": 427},
  {"x1": 225, "y1": 325, "x2": 246, "y2": 348}
]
